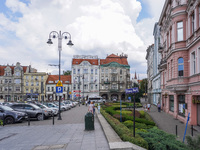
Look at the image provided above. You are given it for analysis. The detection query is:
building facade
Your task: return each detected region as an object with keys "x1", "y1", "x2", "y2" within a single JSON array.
[
  {"x1": 71, "y1": 55, "x2": 100, "y2": 100},
  {"x1": 99, "y1": 53, "x2": 130, "y2": 101},
  {"x1": 46, "y1": 75, "x2": 71, "y2": 101},
  {"x1": 152, "y1": 23, "x2": 162, "y2": 105},
  {"x1": 146, "y1": 45, "x2": 154, "y2": 103},
  {"x1": 158, "y1": 0, "x2": 200, "y2": 126},
  {"x1": 0, "y1": 62, "x2": 28, "y2": 101},
  {"x1": 23, "y1": 72, "x2": 48, "y2": 101}
]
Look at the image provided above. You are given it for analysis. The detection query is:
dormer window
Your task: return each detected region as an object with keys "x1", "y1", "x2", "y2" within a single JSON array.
[{"x1": 48, "y1": 81, "x2": 53, "y2": 83}]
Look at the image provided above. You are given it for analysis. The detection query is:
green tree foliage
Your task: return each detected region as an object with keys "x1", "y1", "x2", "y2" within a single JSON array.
[{"x1": 63, "y1": 70, "x2": 71, "y2": 75}]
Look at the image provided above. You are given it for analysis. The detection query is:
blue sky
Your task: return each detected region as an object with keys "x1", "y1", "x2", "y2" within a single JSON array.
[{"x1": 0, "y1": 0, "x2": 165, "y2": 79}]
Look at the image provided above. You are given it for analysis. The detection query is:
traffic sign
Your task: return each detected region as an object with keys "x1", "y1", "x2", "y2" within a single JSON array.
[
  {"x1": 56, "y1": 86, "x2": 63, "y2": 93},
  {"x1": 56, "y1": 80, "x2": 63, "y2": 87}
]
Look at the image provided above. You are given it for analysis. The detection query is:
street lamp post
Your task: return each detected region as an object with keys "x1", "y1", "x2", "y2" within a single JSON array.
[{"x1": 47, "y1": 31, "x2": 73, "y2": 120}]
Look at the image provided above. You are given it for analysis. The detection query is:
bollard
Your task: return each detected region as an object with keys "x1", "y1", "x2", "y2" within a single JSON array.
[
  {"x1": 191, "y1": 125, "x2": 193, "y2": 136},
  {"x1": 2, "y1": 114, "x2": 4, "y2": 126},
  {"x1": 176, "y1": 125, "x2": 178, "y2": 137},
  {"x1": 52, "y1": 114, "x2": 54, "y2": 125},
  {"x1": 28, "y1": 115, "x2": 30, "y2": 126}
]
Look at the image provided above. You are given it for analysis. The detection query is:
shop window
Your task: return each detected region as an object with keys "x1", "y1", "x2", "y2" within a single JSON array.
[
  {"x1": 178, "y1": 58, "x2": 184, "y2": 76},
  {"x1": 178, "y1": 95, "x2": 185, "y2": 116},
  {"x1": 169, "y1": 95, "x2": 174, "y2": 112}
]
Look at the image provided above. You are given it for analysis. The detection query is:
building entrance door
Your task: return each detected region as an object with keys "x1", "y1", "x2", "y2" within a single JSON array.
[{"x1": 198, "y1": 104, "x2": 200, "y2": 126}]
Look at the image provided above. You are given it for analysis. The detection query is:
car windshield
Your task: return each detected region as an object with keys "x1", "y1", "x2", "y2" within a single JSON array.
[
  {"x1": 1, "y1": 105, "x2": 14, "y2": 111},
  {"x1": 31, "y1": 104, "x2": 41, "y2": 109}
]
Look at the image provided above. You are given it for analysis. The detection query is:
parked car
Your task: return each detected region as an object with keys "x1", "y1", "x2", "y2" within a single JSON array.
[
  {"x1": 54, "y1": 102, "x2": 70, "y2": 111},
  {"x1": 36, "y1": 103, "x2": 58, "y2": 116},
  {"x1": 9, "y1": 103, "x2": 52, "y2": 121},
  {"x1": 0, "y1": 105, "x2": 27, "y2": 124}
]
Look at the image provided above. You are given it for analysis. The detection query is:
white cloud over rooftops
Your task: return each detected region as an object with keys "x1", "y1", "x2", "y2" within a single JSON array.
[{"x1": 0, "y1": 0, "x2": 165, "y2": 79}]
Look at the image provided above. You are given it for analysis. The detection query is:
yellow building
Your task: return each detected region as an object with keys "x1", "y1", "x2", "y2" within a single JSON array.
[{"x1": 23, "y1": 72, "x2": 48, "y2": 101}]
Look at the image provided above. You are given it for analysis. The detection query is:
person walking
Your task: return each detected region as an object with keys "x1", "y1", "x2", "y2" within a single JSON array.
[
  {"x1": 98, "y1": 103, "x2": 101, "y2": 113},
  {"x1": 93, "y1": 102, "x2": 95, "y2": 115},
  {"x1": 157, "y1": 102, "x2": 161, "y2": 112},
  {"x1": 88, "y1": 101, "x2": 94, "y2": 114},
  {"x1": 147, "y1": 103, "x2": 151, "y2": 112}
]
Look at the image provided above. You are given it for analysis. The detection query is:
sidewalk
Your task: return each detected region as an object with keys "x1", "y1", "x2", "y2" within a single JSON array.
[
  {"x1": 139, "y1": 98, "x2": 200, "y2": 142},
  {"x1": 0, "y1": 106, "x2": 109, "y2": 150}
]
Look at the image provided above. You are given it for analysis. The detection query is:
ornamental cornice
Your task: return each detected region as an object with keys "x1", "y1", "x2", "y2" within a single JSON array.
[{"x1": 100, "y1": 62, "x2": 130, "y2": 68}]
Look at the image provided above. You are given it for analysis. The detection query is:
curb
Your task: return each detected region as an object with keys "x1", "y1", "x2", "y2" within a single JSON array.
[{"x1": 96, "y1": 108, "x2": 146, "y2": 150}]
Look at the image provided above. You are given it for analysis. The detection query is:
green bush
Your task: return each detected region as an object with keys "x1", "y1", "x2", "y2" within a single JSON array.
[
  {"x1": 138, "y1": 127, "x2": 189, "y2": 150},
  {"x1": 101, "y1": 109, "x2": 148, "y2": 149},
  {"x1": 186, "y1": 135, "x2": 200, "y2": 150},
  {"x1": 0, "y1": 119, "x2": 3, "y2": 126},
  {"x1": 139, "y1": 110, "x2": 145, "y2": 118},
  {"x1": 124, "y1": 120, "x2": 153, "y2": 129}
]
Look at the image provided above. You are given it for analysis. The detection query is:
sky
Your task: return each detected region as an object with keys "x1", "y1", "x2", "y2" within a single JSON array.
[{"x1": 0, "y1": 0, "x2": 165, "y2": 79}]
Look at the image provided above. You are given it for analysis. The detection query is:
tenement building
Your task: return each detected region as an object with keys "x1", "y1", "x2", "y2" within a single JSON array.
[
  {"x1": 46, "y1": 75, "x2": 71, "y2": 101},
  {"x1": 158, "y1": 0, "x2": 200, "y2": 126},
  {"x1": 99, "y1": 53, "x2": 130, "y2": 101},
  {"x1": 0, "y1": 62, "x2": 29, "y2": 101},
  {"x1": 71, "y1": 55, "x2": 100, "y2": 100}
]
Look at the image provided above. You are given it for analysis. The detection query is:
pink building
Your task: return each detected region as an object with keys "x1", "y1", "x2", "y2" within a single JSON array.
[{"x1": 158, "y1": 0, "x2": 200, "y2": 126}]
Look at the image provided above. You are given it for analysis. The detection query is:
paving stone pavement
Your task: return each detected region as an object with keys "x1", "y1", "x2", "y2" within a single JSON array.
[{"x1": 0, "y1": 105, "x2": 109, "y2": 150}]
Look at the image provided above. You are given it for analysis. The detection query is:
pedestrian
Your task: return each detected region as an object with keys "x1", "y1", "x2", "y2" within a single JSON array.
[
  {"x1": 98, "y1": 103, "x2": 101, "y2": 113},
  {"x1": 93, "y1": 102, "x2": 95, "y2": 115},
  {"x1": 157, "y1": 102, "x2": 161, "y2": 112},
  {"x1": 88, "y1": 101, "x2": 94, "y2": 114},
  {"x1": 85, "y1": 100, "x2": 88, "y2": 106},
  {"x1": 147, "y1": 103, "x2": 151, "y2": 111},
  {"x1": 144, "y1": 104, "x2": 147, "y2": 111}
]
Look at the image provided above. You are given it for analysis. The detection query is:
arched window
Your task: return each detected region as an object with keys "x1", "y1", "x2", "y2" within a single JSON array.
[{"x1": 178, "y1": 58, "x2": 184, "y2": 76}]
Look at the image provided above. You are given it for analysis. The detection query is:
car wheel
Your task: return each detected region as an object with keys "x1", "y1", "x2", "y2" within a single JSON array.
[
  {"x1": 37, "y1": 114, "x2": 44, "y2": 121},
  {"x1": 4, "y1": 116, "x2": 14, "y2": 124}
]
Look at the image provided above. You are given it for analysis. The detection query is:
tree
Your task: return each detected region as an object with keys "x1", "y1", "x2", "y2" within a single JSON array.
[{"x1": 63, "y1": 70, "x2": 71, "y2": 75}]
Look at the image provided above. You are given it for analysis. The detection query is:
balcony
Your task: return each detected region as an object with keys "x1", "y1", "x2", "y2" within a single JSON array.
[
  {"x1": 158, "y1": 58, "x2": 167, "y2": 72},
  {"x1": 104, "y1": 81, "x2": 110, "y2": 84},
  {"x1": 158, "y1": 43, "x2": 164, "y2": 53}
]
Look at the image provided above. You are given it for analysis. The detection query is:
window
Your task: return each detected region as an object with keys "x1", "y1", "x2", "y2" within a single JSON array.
[
  {"x1": 178, "y1": 58, "x2": 184, "y2": 76},
  {"x1": 26, "y1": 76, "x2": 29, "y2": 80},
  {"x1": 191, "y1": 52, "x2": 196, "y2": 75},
  {"x1": 26, "y1": 89, "x2": 28, "y2": 93},
  {"x1": 78, "y1": 69, "x2": 80, "y2": 74},
  {"x1": 31, "y1": 76, "x2": 33, "y2": 80},
  {"x1": 171, "y1": 60, "x2": 173, "y2": 79},
  {"x1": 64, "y1": 87, "x2": 66, "y2": 91},
  {"x1": 105, "y1": 69, "x2": 108, "y2": 74},
  {"x1": 36, "y1": 82, "x2": 39, "y2": 86},
  {"x1": 41, "y1": 76, "x2": 43, "y2": 80},
  {"x1": 120, "y1": 69, "x2": 122, "y2": 75},
  {"x1": 51, "y1": 87, "x2": 54, "y2": 91},
  {"x1": 199, "y1": 5, "x2": 200, "y2": 28},
  {"x1": 111, "y1": 84, "x2": 117, "y2": 89},
  {"x1": 48, "y1": 81, "x2": 53, "y2": 83},
  {"x1": 48, "y1": 87, "x2": 50, "y2": 92},
  {"x1": 191, "y1": 13, "x2": 195, "y2": 34},
  {"x1": 26, "y1": 82, "x2": 28, "y2": 86},
  {"x1": 101, "y1": 69, "x2": 104, "y2": 73},
  {"x1": 91, "y1": 76, "x2": 93, "y2": 82},
  {"x1": 15, "y1": 72, "x2": 20, "y2": 76},
  {"x1": 91, "y1": 84, "x2": 93, "y2": 90},
  {"x1": 168, "y1": 62, "x2": 170, "y2": 80},
  {"x1": 73, "y1": 69, "x2": 76, "y2": 74},
  {"x1": 15, "y1": 79, "x2": 21, "y2": 84},
  {"x1": 16, "y1": 87, "x2": 20, "y2": 91},
  {"x1": 169, "y1": 95, "x2": 174, "y2": 112},
  {"x1": 178, "y1": 95, "x2": 185, "y2": 116},
  {"x1": 83, "y1": 69, "x2": 88, "y2": 74},
  {"x1": 73, "y1": 84, "x2": 76, "y2": 90},
  {"x1": 95, "y1": 85, "x2": 98, "y2": 90},
  {"x1": 95, "y1": 69, "x2": 97, "y2": 74},
  {"x1": 91, "y1": 69, "x2": 93, "y2": 74},
  {"x1": 31, "y1": 82, "x2": 34, "y2": 86},
  {"x1": 5, "y1": 79, "x2": 8, "y2": 83},
  {"x1": 177, "y1": 21, "x2": 183, "y2": 41}
]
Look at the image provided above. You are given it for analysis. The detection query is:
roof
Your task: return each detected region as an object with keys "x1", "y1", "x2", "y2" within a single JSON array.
[
  {"x1": 46, "y1": 75, "x2": 71, "y2": 84},
  {"x1": 72, "y1": 59, "x2": 98, "y2": 65},
  {"x1": 100, "y1": 53, "x2": 129, "y2": 65},
  {"x1": 0, "y1": 65, "x2": 28, "y2": 76}
]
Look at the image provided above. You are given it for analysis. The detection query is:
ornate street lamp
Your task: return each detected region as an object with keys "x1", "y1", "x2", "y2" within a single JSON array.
[{"x1": 47, "y1": 31, "x2": 73, "y2": 120}]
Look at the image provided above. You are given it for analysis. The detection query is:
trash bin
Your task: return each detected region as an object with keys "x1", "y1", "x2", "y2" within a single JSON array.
[{"x1": 85, "y1": 112, "x2": 94, "y2": 130}]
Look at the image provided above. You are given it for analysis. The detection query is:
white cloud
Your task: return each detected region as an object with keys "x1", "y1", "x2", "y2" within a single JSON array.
[{"x1": 0, "y1": 0, "x2": 165, "y2": 79}]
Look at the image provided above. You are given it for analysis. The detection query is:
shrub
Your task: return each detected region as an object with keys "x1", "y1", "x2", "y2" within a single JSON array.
[
  {"x1": 138, "y1": 127, "x2": 188, "y2": 150},
  {"x1": 186, "y1": 135, "x2": 200, "y2": 150},
  {"x1": 101, "y1": 109, "x2": 148, "y2": 149},
  {"x1": 139, "y1": 110, "x2": 145, "y2": 118},
  {"x1": 0, "y1": 119, "x2": 3, "y2": 126}
]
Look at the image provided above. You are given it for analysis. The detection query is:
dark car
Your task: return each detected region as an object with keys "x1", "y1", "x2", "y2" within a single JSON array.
[
  {"x1": 9, "y1": 103, "x2": 52, "y2": 121},
  {"x1": 0, "y1": 105, "x2": 27, "y2": 124}
]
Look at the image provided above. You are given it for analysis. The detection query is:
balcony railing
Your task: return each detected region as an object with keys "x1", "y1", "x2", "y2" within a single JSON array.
[
  {"x1": 158, "y1": 58, "x2": 167, "y2": 72},
  {"x1": 158, "y1": 43, "x2": 164, "y2": 53},
  {"x1": 109, "y1": 89, "x2": 119, "y2": 92}
]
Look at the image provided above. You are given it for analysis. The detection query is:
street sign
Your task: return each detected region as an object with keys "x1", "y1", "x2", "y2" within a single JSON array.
[
  {"x1": 125, "y1": 87, "x2": 139, "y2": 94},
  {"x1": 56, "y1": 80, "x2": 63, "y2": 87},
  {"x1": 56, "y1": 86, "x2": 63, "y2": 93}
]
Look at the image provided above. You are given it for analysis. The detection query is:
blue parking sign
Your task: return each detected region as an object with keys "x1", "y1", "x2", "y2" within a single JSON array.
[{"x1": 56, "y1": 86, "x2": 63, "y2": 93}]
